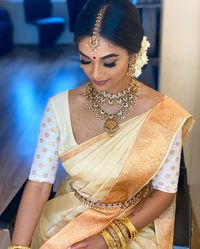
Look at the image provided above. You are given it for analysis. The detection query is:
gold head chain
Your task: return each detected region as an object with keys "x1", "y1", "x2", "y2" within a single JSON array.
[{"x1": 86, "y1": 7, "x2": 105, "y2": 54}]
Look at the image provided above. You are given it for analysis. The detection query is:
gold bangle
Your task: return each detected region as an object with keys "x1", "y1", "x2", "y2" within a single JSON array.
[
  {"x1": 110, "y1": 223, "x2": 127, "y2": 249},
  {"x1": 100, "y1": 229, "x2": 118, "y2": 249},
  {"x1": 106, "y1": 226, "x2": 121, "y2": 249},
  {"x1": 114, "y1": 220, "x2": 130, "y2": 242},
  {"x1": 119, "y1": 216, "x2": 138, "y2": 240},
  {"x1": 8, "y1": 246, "x2": 31, "y2": 249}
]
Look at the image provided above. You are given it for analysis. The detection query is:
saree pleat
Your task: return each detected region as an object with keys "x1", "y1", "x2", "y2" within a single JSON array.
[{"x1": 31, "y1": 94, "x2": 194, "y2": 249}]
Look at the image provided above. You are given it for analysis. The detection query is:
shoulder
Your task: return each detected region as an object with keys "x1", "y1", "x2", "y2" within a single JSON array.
[
  {"x1": 139, "y1": 83, "x2": 192, "y2": 116},
  {"x1": 68, "y1": 83, "x2": 87, "y2": 107},
  {"x1": 140, "y1": 83, "x2": 194, "y2": 136},
  {"x1": 44, "y1": 84, "x2": 87, "y2": 114},
  {"x1": 49, "y1": 90, "x2": 69, "y2": 104},
  {"x1": 136, "y1": 83, "x2": 165, "y2": 113},
  {"x1": 45, "y1": 90, "x2": 70, "y2": 120},
  {"x1": 48, "y1": 85, "x2": 85, "y2": 107}
]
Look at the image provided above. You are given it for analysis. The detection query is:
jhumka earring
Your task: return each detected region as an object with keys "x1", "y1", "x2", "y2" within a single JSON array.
[
  {"x1": 127, "y1": 57, "x2": 136, "y2": 78},
  {"x1": 127, "y1": 62, "x2": 135, "y2": 77},
  {"x1": 86, "y1": 7, "x2": 105, "y2": 54}
]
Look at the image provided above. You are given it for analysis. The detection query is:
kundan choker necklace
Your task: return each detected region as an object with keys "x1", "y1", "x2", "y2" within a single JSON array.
[{"x1": 84, "y1": 78, "x2": 141, "y2": 136}]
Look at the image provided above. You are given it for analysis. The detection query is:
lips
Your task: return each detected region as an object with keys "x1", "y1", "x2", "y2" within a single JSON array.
[{"x1": 93, "y1": 79, "x2": 109, "y2": 86}]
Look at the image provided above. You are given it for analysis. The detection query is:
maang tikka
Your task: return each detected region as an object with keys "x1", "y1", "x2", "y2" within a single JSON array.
[{"x1": 86, "y1": 7, "x2": 105, "y2": 54}]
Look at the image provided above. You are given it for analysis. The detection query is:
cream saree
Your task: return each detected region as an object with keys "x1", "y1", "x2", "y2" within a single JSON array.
[{"x1": 31, "y1": 94, "x2": 194, "y2": 249}]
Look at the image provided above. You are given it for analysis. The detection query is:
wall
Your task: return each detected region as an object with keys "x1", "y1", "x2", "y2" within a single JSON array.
[
  {"x1": 160, "y1": 0, "x2": 200, "y2": 226},
  {"x1": 0, "y1": 0, "x2": 74, "y2": 44}
]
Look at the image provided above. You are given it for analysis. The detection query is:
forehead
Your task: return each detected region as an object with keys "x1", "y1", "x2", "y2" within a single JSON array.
[{"x1": 78, "y1": 36, "x2": 128, "y2": 58}]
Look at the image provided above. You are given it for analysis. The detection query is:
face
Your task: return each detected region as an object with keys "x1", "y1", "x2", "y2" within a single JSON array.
[{"x1": 78, "y1": 36, "x2": 134, "y2": 93}]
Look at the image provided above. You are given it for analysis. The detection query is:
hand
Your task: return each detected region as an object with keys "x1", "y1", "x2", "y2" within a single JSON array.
[{"x1": 67, "y1": 234, "x2": 107, "y2": 249}]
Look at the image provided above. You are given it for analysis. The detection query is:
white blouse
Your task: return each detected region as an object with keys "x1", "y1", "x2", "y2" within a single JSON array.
[{"x1": 28, "y1": 101, "x2": 182, "y2": 193}]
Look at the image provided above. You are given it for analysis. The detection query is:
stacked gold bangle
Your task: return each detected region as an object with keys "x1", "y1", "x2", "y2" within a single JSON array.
[
  {"x1": 119, "y1": 216, "x2": 138, "y2": 240},
  {"x1": 100, "y1": 216, "x2": 138, "y2": 249},
  {"x1": 8, "y1": 246, "x2": 31, "y2": 249},
  {"x1": 100, "y1": 229, "x2": 118, "y2": 249}
]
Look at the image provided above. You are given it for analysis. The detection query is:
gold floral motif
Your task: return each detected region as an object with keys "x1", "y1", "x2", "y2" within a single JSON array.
[{"x1": 104, "y1": 118, "x2": 119, "y2": 136}]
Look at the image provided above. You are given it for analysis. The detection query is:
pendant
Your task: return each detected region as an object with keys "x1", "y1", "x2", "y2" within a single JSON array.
[{"x1": 104, "y1": 118, "x2": 119, "y2": 137}]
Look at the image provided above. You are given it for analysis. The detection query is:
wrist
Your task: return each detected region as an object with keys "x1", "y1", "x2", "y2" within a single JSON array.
[
  {"x1": 97, "y1": 234, "x2": 107, "y2": 248},
  {"x1": 99, "y1": 216, "x2": 138, "y2": 249}
]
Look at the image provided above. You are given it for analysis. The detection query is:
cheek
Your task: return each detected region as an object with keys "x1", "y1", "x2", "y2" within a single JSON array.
[
  {"x1": 111, "y1": 63, "x2": 128, "y2": 78},
  {"x1": 120, "y1": 61, "x2": 129, "y2": 72},
  {"x1": 81, "y1": 65, "x2": 91, "y2": 77}
]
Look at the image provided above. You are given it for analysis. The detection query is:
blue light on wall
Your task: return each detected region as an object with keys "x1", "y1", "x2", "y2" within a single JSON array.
[{"x1": 132, "y1": 0, "x2": 139, "y2": 4}]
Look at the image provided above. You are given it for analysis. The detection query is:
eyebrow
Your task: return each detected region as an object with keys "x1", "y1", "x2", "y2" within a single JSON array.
[{"x1": 79, "y1": 51, "x2": 119, "y2": 59}]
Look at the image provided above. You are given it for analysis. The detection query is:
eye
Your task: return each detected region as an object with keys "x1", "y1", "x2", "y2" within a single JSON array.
[
  {"x1": 103, "y1": 61, "x2": 117, "y2": 68},
  {"x1": 80, "y1": 59, "x2": 91, "y2": 65}
]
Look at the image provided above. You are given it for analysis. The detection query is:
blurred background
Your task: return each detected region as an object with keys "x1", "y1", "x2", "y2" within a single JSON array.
[{"x1": 0, "y1": 0, "x2": 199, "y2": 248}]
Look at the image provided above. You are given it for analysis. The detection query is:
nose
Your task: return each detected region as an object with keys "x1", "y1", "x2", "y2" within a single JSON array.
[{"x1": 91, "y1": 63, "x2": 104, "y2": 80}]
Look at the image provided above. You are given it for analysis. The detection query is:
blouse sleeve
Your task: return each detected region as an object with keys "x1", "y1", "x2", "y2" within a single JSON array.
[
  {"x1": 28, "y1": 100, "x2": 60, "y2": 184},
  {"x1": 152, "y1": 129, "x2": 182, "y2": 193}
]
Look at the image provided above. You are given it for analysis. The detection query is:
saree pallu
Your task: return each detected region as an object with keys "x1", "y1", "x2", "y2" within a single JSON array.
[{"x1": 31, "y1": 94, "x2": 194, "y2": 249}]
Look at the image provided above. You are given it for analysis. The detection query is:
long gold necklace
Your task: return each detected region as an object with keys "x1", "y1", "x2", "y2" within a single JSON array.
[{"x1": 84, "y1": 78, "x2": 141, "y2": 137}]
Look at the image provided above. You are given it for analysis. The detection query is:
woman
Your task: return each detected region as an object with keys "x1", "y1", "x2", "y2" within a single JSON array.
[{"x1": 9, "y1": 0, "x2": 194, "y2": 249}]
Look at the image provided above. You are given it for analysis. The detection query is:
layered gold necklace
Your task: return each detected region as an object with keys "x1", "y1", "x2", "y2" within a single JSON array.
[{"x1": 84, "y1": 78, "x2": 141, "y2": 136}]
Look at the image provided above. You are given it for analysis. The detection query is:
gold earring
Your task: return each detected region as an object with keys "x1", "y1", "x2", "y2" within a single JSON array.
[
  {"x1": 127, "y1": 55, "x2": 136, "y2": 77},
  {"x1": 127, "y1": 61, "x2": 135, "y2": 77}
]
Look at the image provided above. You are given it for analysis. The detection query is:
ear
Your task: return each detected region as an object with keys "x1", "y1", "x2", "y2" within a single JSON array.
[{"x1": 129, "y1": 53, "x2": 137, "y2": 62}]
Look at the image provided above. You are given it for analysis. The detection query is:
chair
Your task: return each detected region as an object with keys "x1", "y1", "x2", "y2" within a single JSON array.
[
  {"x1": 173, "y1": 150, "x2": 192, "y2": 248},
  {"x1": 23, "y1": 0, "x2": 65, "y2": 48},
  {"x1": 0, "y1": 7, "x2": 13, "y2": 55},
  {"x1": 67, "y1": 0, "x2": 88, "y2": 32}
]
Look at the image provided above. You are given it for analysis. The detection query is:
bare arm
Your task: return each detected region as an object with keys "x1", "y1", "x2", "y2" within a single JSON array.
[
  {"x1": 129, "y1": 189, "x2": 175, "y2": 230},
  {"x1": 11, "y1": 180, "x2": 52, "y2": 246}
]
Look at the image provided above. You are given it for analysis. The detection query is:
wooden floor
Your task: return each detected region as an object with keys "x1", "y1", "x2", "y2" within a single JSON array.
[
  {"x1": 0, "y1": 46, "x2": 199, "y2": 248},
  {"x1": 0, "y1": 45, "x2": 87, "y2": 215}
]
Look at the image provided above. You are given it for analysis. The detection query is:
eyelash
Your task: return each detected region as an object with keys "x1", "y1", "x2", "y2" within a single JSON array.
[
  {"x1": 80, "y1": 59, "x2": 117, "y2": 68},
  {"x1": 104, "y1": 62, "x2": 116, "y2": 68},
  {"x1": 80, "y1": 59, "x2": 90, "y2": 65}
]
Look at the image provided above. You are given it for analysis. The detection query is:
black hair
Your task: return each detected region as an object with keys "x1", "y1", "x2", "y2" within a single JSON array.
[{"x1": 74, "y1": 0, "x2": 144, "y2": 54}]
